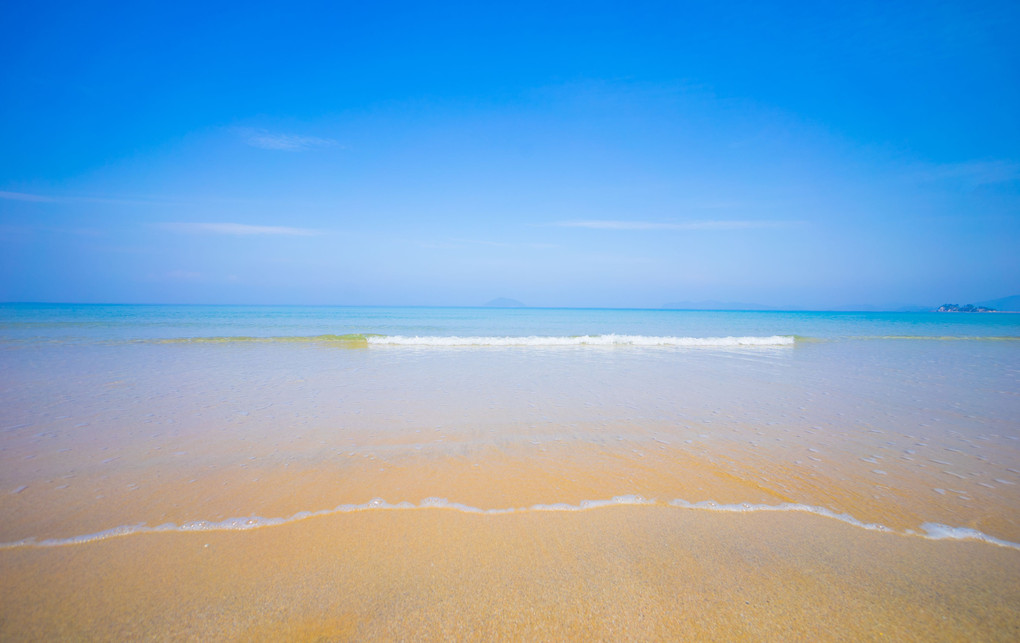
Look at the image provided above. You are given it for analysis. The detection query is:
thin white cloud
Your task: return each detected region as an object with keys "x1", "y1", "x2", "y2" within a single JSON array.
[
  {"x1": 165, "y1": 270, "x2": 203, "y2": 280},
  {"x1": 0, "y1": 190, "x2": 189, "y2": 206},
  {"x1": 160, "y1": 222, "x2": 319, "y2": 236},
  {"x1": 143, "y1": 270, "x2": 204, "y2": 282},
  {"x1": 0, "y1": 190, "x2": 59, "y2": 202},
  {"x1": 421, "y1": 237, "x2": 560, "y2": 250},
  {"x1": 0, "y1": 223, "x2": 105, "y2": 237},
  {"x1": 552, "y1": 220, "x2": 797, "y2": 231},
  {"x1": 238, "y1": 128, "x2": 339, "y2": 151}
]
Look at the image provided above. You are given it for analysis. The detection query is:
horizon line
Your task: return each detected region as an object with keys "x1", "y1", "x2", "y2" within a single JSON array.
[{"x1": 1, "y1": 300, "x2": 998, "y2": 313}]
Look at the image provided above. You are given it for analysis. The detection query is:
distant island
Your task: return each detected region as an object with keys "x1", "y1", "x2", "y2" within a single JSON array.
[
  {"x1": 484, "y1": 297, "x2": 526, "y2": 308},
  {"x1": 974, "y1": 295, "x2": 1020, "y2": 312},
  {"x1": 656, "y1": 294, "x2": 1020, "y2": 313},
  {"x1": 936, "y1": 303, "x2": 996, "y2": 312}
]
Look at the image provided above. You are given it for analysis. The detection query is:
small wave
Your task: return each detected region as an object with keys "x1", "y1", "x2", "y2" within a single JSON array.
[
  {"x1": 365, "y1": 335, "x2": 796, "y2": 347},
  {"x1": 156, "y1": 334, "x2": 376, "y2": 344},
  {"x1": 2, "y1": 495, "x2": 1016, "y2": 551},
  {"x1": 849, "y1": 336, "x2": 1020, "y2": 341},
  {"x1": 149, "y1": 334, "x2": 796, "y2": 347},
  {"x1": 919, "y1": 523, "x2": 1020, "y2": 549}
]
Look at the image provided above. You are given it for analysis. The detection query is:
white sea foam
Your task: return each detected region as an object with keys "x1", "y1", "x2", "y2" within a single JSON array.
[
  {"x1": 667, "y1": 500, "x2": 895, "y2": 533},
  {"x1": 365, "y1": 335, "x2": 796, "y2": 347},
  {"x1": 919, "y1": 523, "x2": 1020, "y2": 549},
  {"x1": 3, "y1": 495, "x2": 1018, "y2": 552}
]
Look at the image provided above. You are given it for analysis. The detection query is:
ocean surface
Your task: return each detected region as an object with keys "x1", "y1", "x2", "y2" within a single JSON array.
[
  {"x1": 3, "y1": 302, "x2": 1019, "y2": 342},
  {"x1": 1, "y1": 304, "x2": 1019, "y2": 638}
]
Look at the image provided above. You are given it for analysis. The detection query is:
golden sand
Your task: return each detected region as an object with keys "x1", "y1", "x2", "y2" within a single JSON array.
[
  {"x1": 4, "y1": 434, "x2": 1018, "y2": 545},
  {"x1": 2, "y1": 506, "x2": 1018, "y2": 641},
  {"x1": 2, "y1": 340, "x2": 1017, "y2": 639}
]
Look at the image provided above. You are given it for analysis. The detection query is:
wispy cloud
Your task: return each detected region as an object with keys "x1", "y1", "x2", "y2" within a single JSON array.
[
  {"x1": 160, "y1": 222, "x2": 319, "y2": 236},
  {"x1": 0, "y1": 189, "x2": 338, "y2": 209},
  {"x1": 552, "y1": 220, "x2": 797, "y2": 231},
  {"x1": 238, "y1": 128, "x2": 339, "y2": 151},
  {"x1": 0, "y1": 190, "x2": 188, "y2": 206},
  {"x1": 142, "y1": 270, "x2": 204, "y2": 283},
  {"x1": 0, "y1": 223, "x2": 106, "y2": 237},
  {"x1": 0, "y1": 190, "x2": 59, "y2": 203},
  {"x1": 418, "y1": 237, "x2": 559, "y2": 250},
  {"x1": 165, "y1": 270, "x2": 203, "y2": 280},
  {"x1": 450, "y1": 237, "x2": 559, "y2": 249}
]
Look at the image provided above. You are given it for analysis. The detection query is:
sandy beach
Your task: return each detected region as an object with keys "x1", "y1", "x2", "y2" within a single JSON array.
[
  {"x1": 3, "y1": 505, "x2": 1019, "y2": 640},
  {"x1": 4, "y1": 0, "x2": 1018, "y2": 635},
  {"x1": 2, "y1": 307, "x2": 1018, "y2": 639}
]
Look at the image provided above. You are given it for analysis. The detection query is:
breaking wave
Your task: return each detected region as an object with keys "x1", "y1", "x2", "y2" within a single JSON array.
[
  {"x1": 364, "y1": 335, "x2": 796, "y2": 347},
  {"x1": 157, "y1": 334, "x2": 796, "y2": 347},
  {"x1": 2, "y1": 496, "x2": 1017, "y2": 551}
]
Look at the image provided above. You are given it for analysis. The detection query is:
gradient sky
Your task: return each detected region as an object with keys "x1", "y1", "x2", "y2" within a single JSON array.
[{"x1": 2, "y1": 1, "x2": 1018, "y2": 308}]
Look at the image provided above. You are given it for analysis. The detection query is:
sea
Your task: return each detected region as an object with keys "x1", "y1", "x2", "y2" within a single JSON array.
[{"x1": 1, "y1": 304, "x2": 1018, "y2": 639}]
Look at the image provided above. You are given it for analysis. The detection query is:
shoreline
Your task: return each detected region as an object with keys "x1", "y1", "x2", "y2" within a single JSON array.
[
  {"x1": 4, "y1": 496, "x2": 1019, "y2": 552},
  {"x1": 3, "y1": 506, "x2": 1018, "y2": 640},
  {"x1": 2, "y1": 308, "x2": 1017, "y2": 639}
]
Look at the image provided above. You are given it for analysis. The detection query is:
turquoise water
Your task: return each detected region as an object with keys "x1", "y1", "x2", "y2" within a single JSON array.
[
  {"x1": 1, "y1": 303, "x2": 1017, "y2": 343},
  {"x1": 1, "y1": 302, "x2": 1018, "y2": 551}
]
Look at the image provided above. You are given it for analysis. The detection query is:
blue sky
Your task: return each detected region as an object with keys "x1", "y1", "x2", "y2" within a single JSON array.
[{"x1": 1, "y1": 1, "x2": 1018, "y2": 308}]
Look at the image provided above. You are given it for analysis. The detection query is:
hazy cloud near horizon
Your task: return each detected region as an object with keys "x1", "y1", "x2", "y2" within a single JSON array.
[
  {"x1": 552, "y1": 220, "x2": 800, "y2": 231},
  {"x1": 158, "y1": 222, "x2": 321, "y2": 236},
  {"x1": 237, "y1": 129, "x2": 340, "y2": 152}
]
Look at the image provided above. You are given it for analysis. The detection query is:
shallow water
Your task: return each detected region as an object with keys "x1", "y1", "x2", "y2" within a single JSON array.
[{"x1": 1, "y1": 305, "x2": 1018, "y2": 638}]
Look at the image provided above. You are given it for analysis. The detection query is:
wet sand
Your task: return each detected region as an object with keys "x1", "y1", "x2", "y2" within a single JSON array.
[
  {"x1": 2, "y1": 336, "x2": 1018, "y2": 639},
  {"x1": 4, "y1": 430, "x2": 1018, "y2": 547},
  {"x1": 2, "y1": 506, "x2": 1018, "y2": 641}
]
